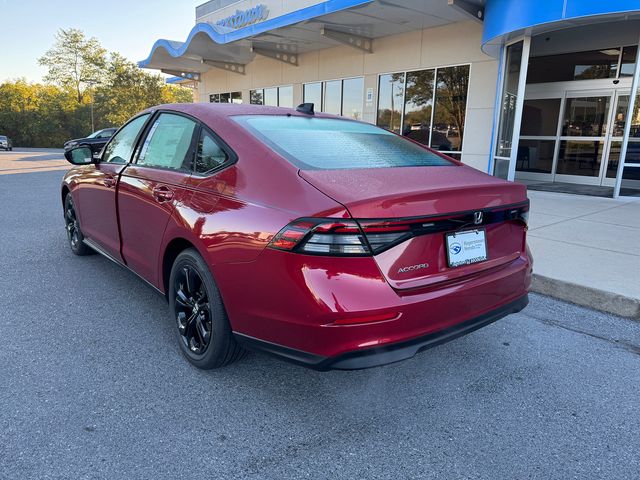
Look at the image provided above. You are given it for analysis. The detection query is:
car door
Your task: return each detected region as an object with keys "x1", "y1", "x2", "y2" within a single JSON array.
[
  {"x1": 74, "y1": 113, "x2": 151, "y2": 261},
  {"x1": 117, "y1": 112, "x2": 198, "y2": 286}
]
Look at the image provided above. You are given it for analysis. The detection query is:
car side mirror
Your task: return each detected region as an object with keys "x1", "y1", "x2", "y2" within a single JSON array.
[{"x1": 64, "y1": 146, "x2": 95, "y2": 165}]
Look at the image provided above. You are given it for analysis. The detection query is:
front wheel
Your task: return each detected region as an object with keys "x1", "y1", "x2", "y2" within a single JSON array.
[
  {"x1": 64, "y1": 193, "x2": 92, "y2": 256},
  {"x1": 168, "y1": 249, "x2": 245, "y2": 369}
]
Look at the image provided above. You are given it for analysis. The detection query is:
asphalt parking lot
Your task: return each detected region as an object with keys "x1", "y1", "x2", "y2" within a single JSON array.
[{"x1": 1, "y1": 152, "x2": 640, "y2": 479}]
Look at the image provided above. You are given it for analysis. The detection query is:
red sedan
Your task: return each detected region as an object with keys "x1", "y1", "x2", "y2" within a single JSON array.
[{"x1": 62, "y1": 103, "x2": 531, "y2": 370}]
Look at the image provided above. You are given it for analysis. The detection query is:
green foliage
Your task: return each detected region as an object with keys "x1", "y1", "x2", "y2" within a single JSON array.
[
  {"x1": 93, "y1": 53, "x2": 193, "y2": 127},
  {"x1": 1, "y1": 29, "x2": 194, "y2": 147},
  {"x1": 38, "y1": 28, "x2": 107, "y2": 103}
]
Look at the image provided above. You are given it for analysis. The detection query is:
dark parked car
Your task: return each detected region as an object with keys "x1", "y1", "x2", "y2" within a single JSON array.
[
  {"x1": 63, "y1": 128, "x2": 117, "y2": 153},
  {"x1": 62, "y1": 103, "x2": 531, "y2": 370},
  {"x1": 0, "y1": 135, "x2": 13, "y2": 151}
]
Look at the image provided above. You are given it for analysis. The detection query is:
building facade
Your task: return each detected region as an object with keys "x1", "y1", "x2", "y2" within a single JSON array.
[{"x1": 141, "y1": 0, "x2": 640, "y2": 196}]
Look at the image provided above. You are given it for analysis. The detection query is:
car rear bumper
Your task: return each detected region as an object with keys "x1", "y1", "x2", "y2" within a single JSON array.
[{"x1": 234, "y1": 294, "x2": 528, "y2": 370}]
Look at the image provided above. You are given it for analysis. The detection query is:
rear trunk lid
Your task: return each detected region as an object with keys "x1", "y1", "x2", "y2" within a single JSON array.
[{"x1": 300, "y1": 165, "x2": 529, "y2": 290}]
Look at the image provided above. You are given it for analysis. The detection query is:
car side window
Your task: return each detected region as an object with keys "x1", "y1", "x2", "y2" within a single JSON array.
[
  {"x1": 103, "y1": 114, "x2": 150, "y2": 164},
  {"x1": 194, "y1": 129, "x2": 228, "y2": 174},
  {"x1": 137, "y1": 113, "x2": 197, "y2": 170}
]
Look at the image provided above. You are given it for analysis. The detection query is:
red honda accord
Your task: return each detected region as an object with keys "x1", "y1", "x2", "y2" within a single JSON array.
[{"x1": 62, "y1": 103, "x2": 531, "y2": 370}]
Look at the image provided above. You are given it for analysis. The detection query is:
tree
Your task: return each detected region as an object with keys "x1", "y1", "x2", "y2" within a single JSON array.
[
  {"x1": 94, "y1": 53, "x2": 193, "y2": 127},
  {"x1": 38, "y1": 28, "x2": 107, "y2": 103},
  {"x1": 1, "y1": 29, "x2": 193, "y2": 147}
]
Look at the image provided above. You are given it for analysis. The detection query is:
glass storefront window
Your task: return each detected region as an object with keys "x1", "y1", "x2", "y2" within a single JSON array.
[
  {"x1": 527, "y1": 45, "x2": 638, "y2": 83},
  {"x1": 342, "y1": 77, "x2": 363, "y2": 120},
  {"x1": 629, "y1": 91, "x2": 640, "y2": 139},
  {"x1": 516, "y1": 139, "x2": 555, "y2": 173},
  {"x1": 528, "y1": 49, "x2": 620, "y2": 83},
  {"x1": 612, "y1": 95, "x2": 629, "y2": 137},
  {"x1": 264, "y1": 87, "x2": 278, "y2": 106},
  {"x1": 278, "y1": 85, "x2": 293, "y2": 108},
  {"x1": 620, "y1": 166, "x2": 640, "y2": 190},
  {"x1": 376, "y1": 67, "x2": 470, "y2": 151},
  {"x1": 521, "y1": 99, "x2": 560, "y2": 136},
  {"x1": 211, "y1": 92, "x2": 242, "y2": 104},
  {"x1": 324, "y1": 80, "x2": 342, "y2": 115},
  {"x1": 620, "y1": 46, "x2": 638, "y2": 77},
  {"x1": 431, "y1": 65, "x2": 469, "y2": 152},
  {"x1": 556, "y1": 140, "x2": 604, "y2": 176},
  {"x1": 562, "y1": 96, "x2": 611, "y2": 136},
  {"x1": 494, "y1": 41, "x2": 524, "y2": 178},
  {"x1": 304, "y1": 78, "x2": 363, "y2": 118},
  {"x1": 303, "y1": 82, "x2": 322, "y2": 108},
  {"x1": 607, "y1": 142, "x2": 640, "y2": 177},
  {"x1": 402, "y1": 69, "x2": 434, "y2": 146},
  {"x1": 377, "y1": 73, "x2": 404, "y2": 134},
  {"x1": 250, "y1": 89, "x2": 263, "y2": 105},
  {"x1": 251, "y1": 87, "x2": 292, "y2": 107}
]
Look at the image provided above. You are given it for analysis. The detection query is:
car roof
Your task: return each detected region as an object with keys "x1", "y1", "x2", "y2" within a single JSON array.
[{"x1": 143, "y1": 102, "x2": 338, "y2": 122}]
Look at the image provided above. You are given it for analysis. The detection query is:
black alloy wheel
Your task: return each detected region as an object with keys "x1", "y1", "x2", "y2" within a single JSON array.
[
  {"x1": 174, "y1": 265, "x2": 213, "y2": 355},
  {"x1": 169, "y1": 249, "x2": 245, "y2": 369},
  {"x1": 64, "y1": 194, "x2": 91, "y2": 256}
]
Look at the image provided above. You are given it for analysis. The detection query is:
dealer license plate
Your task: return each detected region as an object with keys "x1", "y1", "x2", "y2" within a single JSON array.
[{"x1": 445, "y1": 229, "x2": 488, "y2": 268}]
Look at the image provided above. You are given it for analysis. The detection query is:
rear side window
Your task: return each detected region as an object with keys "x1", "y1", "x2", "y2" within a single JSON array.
[
  {"x1": 137, "y1": 113, "x2": 197, "y2": 170},
  {"x1": 194, "y1": 129, "x2": 228, "y2": 174},
  {"x1": 234, "y1": 115, "x2": 453, "y2": 170}
]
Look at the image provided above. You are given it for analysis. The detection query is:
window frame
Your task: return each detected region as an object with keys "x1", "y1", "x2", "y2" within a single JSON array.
[
  {"x1": 132, "y1": 111, "x2": 200, "y2": 173},
  {"x1": 190, "y1": 122, "x2": 238, "y2": 177},
  {"x1": 100, "y1": 112, "x2": 153, "y2": 164},
  {"x1": 130, "y1": 110, "x2": 238, "y2": 176}
]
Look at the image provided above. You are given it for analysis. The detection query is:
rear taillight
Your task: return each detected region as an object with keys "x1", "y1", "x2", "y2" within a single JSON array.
[
  {"x1": 269, "y1": 202, "x2": 529, "y2": 257},
  {"x1": 506, "y1": 204, "x2": 529, "y2": 226},
  {"x1": 269, "y1": 219, "x2": 372, "y2": 256}
]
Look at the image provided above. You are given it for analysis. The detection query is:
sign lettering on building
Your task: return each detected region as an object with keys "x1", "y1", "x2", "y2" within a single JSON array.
[{"x1": 216, "y1": 4, "x2": 269, "y2": 29}]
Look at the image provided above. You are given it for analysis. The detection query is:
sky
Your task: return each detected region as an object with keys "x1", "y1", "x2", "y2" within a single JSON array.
[{"x1": 0, "y1": 0, "x2": 204, "y2": 82}]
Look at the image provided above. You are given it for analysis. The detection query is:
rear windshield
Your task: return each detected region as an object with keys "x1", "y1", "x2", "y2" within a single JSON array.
[{"x1": 234, "y1": 115, "x2": 453, "y2": 170}]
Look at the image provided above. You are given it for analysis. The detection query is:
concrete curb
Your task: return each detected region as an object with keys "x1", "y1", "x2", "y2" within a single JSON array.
[{"x1": 531, "y1": 274, "x2": 640, "y2": 320}]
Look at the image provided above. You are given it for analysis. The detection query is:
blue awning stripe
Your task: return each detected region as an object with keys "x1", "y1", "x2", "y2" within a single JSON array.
[{"x1": 138, "y1": 0, "x2": 372, "y2": 68}]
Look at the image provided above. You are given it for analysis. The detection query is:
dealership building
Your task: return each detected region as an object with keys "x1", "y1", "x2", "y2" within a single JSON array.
[{"x1": 140, "y1": 0, "x2": 640, "y2": 196}]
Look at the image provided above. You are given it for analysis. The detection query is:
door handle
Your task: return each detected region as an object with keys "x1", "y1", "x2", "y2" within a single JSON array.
[
  {"x1": 103, "y1": 176, "x2": 116, "y2": 188},
  {"x1": 152, "y1": 185, "x2": 174, "y2": 202}
]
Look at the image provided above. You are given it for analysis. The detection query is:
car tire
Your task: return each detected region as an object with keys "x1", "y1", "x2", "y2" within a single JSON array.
[
  {"x1": 169, "y1": 249, "x2": 246, "y2": 369},
  {"x1": 64, "y1": 193, "x2": 93, "y2": 256}
]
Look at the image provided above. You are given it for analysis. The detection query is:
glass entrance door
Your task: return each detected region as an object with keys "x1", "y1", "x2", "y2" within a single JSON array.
[
  {"x1": 554, "y1": 93, "x2": 612, "y2": 185},
  {"x1": 516, "y1": 87, "x2": 635, "y2": 186}
]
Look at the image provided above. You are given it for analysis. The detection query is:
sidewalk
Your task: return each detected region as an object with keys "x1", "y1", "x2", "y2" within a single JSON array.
[{"x1": 527, "y1": 190, "x2": 640, "y2": 319}]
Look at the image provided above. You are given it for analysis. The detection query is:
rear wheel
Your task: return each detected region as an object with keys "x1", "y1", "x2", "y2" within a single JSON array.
[
  {"x1": 64, "y1": 193, "x2": 92, "y2": 256},
  {"x1": 169, "y1": 249, "x2": 245, "y2": 369}
]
